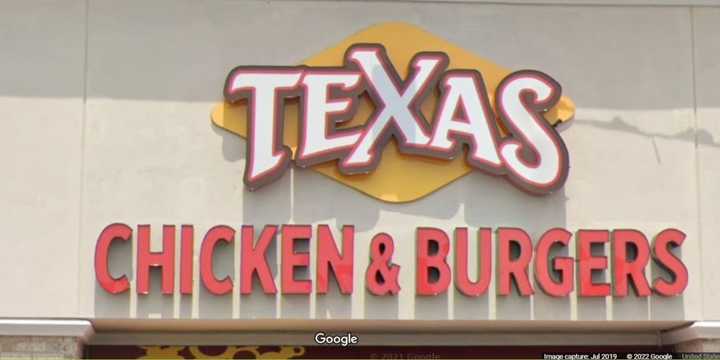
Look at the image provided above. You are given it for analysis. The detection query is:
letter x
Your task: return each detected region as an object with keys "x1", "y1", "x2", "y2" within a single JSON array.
[{"x1": 340, "y1": 45, "x2": 448, "y2": 173}]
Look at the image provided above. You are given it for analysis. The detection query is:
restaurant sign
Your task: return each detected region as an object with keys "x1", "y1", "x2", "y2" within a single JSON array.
[
  {"x1": 210, "y1": 22, "x2": 576, "y2": 202},
  {"x1": 96, "y1": 224, "x2": 687, "y2": 298},
  {"x1": 94, "y1": 24, "x2": 687, "y2": 300}
]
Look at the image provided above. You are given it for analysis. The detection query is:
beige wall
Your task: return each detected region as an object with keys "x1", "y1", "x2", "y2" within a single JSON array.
[
  {"x1": 693, "y1": 6, "x2": 720, "y2": 320},
  {"x1": 0, "y1": 0, "x2": 718, "y2": 322},
  {"x1": 0, "y1": 0, "x2": 85, "y2": 318}
]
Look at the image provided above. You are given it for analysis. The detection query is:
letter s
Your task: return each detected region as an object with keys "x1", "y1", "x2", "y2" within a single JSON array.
[{"x1": 496, "y1": 70, "x2": 569, "y2": 194}]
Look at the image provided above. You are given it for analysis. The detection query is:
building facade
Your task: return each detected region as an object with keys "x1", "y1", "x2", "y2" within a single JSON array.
[{"x1": 2, "y1": 0, "x2": 720, "y2": 358}]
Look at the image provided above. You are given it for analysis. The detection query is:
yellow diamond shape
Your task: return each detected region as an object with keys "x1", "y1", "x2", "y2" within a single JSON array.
[{"x1": 211, "y1": 22, "x2": 575, "y2": 203}]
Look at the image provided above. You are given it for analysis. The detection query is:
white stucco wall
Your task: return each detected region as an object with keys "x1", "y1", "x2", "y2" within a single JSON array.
[{"x1": 0, "y1": 0, "x2": 718, "y2": 322}]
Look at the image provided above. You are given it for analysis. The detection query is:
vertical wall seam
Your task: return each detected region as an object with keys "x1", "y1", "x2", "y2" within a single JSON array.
[
  {"x1": 76, "y1": 0, "x2": 90, "y2": 317},
  {"x1": 689, "y1": 5, "x2": 705, "y2": 320}
]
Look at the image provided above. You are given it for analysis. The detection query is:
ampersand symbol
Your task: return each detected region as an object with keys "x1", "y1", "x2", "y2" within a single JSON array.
[{"x1": 366, "y1": 233, "x2": 401, "y2": 295}]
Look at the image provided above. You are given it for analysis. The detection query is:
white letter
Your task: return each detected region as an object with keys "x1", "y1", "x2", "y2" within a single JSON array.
[
  {"x1": 340, "y1": 46, "x2": 447, "y2": 173},
  {"x1": 496, "y1": 70, "x2": 568, "y2": 193},
  {"x1": 428, "y1": 71, "x2": 502, "y2": 169},
  {"x1": 225, "y1": 68, "x2": 303, "y2": 189},
  {"x1": 297, "y1": 71, "x2": 362, "y2": 166},
  {"x1": 314, "y1": 332, "x2": 326, "y2": 344}
]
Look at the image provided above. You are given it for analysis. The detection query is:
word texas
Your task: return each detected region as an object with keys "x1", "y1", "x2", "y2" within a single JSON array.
[{"x1": 224, "y1": 44, "x2": 570, "y2": 195}]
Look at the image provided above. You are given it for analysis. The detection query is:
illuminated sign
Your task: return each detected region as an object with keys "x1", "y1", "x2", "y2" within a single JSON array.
[
  {"x1": 95, "y1": 224, "x2": 687, "y2": 298},
  {"x1": 211, "y1": 22, "x2": 576, "y2": 202}
]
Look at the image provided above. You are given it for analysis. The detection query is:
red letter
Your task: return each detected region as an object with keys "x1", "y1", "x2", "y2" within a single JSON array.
[
  {"x1": 95, "y1": 223, "x2": 132, "y2": 294},
  {"x1": 200, "y1": 225, "x2": 235, "y2": 295},
  {"x1": 416, "y1": 227, "x2": 451, "y2": 295},
  {"x1": 316, "y1": 225, "x2": 354, "y2": 294},
  {"x1": 454, "y1": 228, "x2": 492, "y2": 297},
  {"x1": 652, "y1": 228, "x2": 688, "y2": 296},
  {"x1": 534, "y1": 228, "x2": 573, "y2": 297},
  {"x1": 577, "y1": 230, "x2": 611, "y2": 297},
  {"x1": 612, "y1": 229, "x2": 651, "y2": 297},
  {"x1": 137, "y1": 225, "x2": 175, "y2": 295},
  {"x1": 497, "y1": 227, "x2": 534, "y2": 296},
  {"x1": 180, "y1": 225, "x2": 194, "y2": 295},
  {"x1": 281, "y1": 225, "x2": 312, "y2": 294},
  {"x1": 241, "y1": 225, "x2": 278, "y2": 294}
]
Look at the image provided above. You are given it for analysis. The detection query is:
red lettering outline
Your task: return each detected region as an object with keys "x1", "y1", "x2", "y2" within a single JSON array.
[
  {"x1": 339, "y1": 44, "x2": 449, "y2": 174},
  {"x1": 495, "y1": 70, "x2": 569, "y2": 195},
  {"x1": 224, "y1": 67, "x2": 304, "y2": 190}
]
